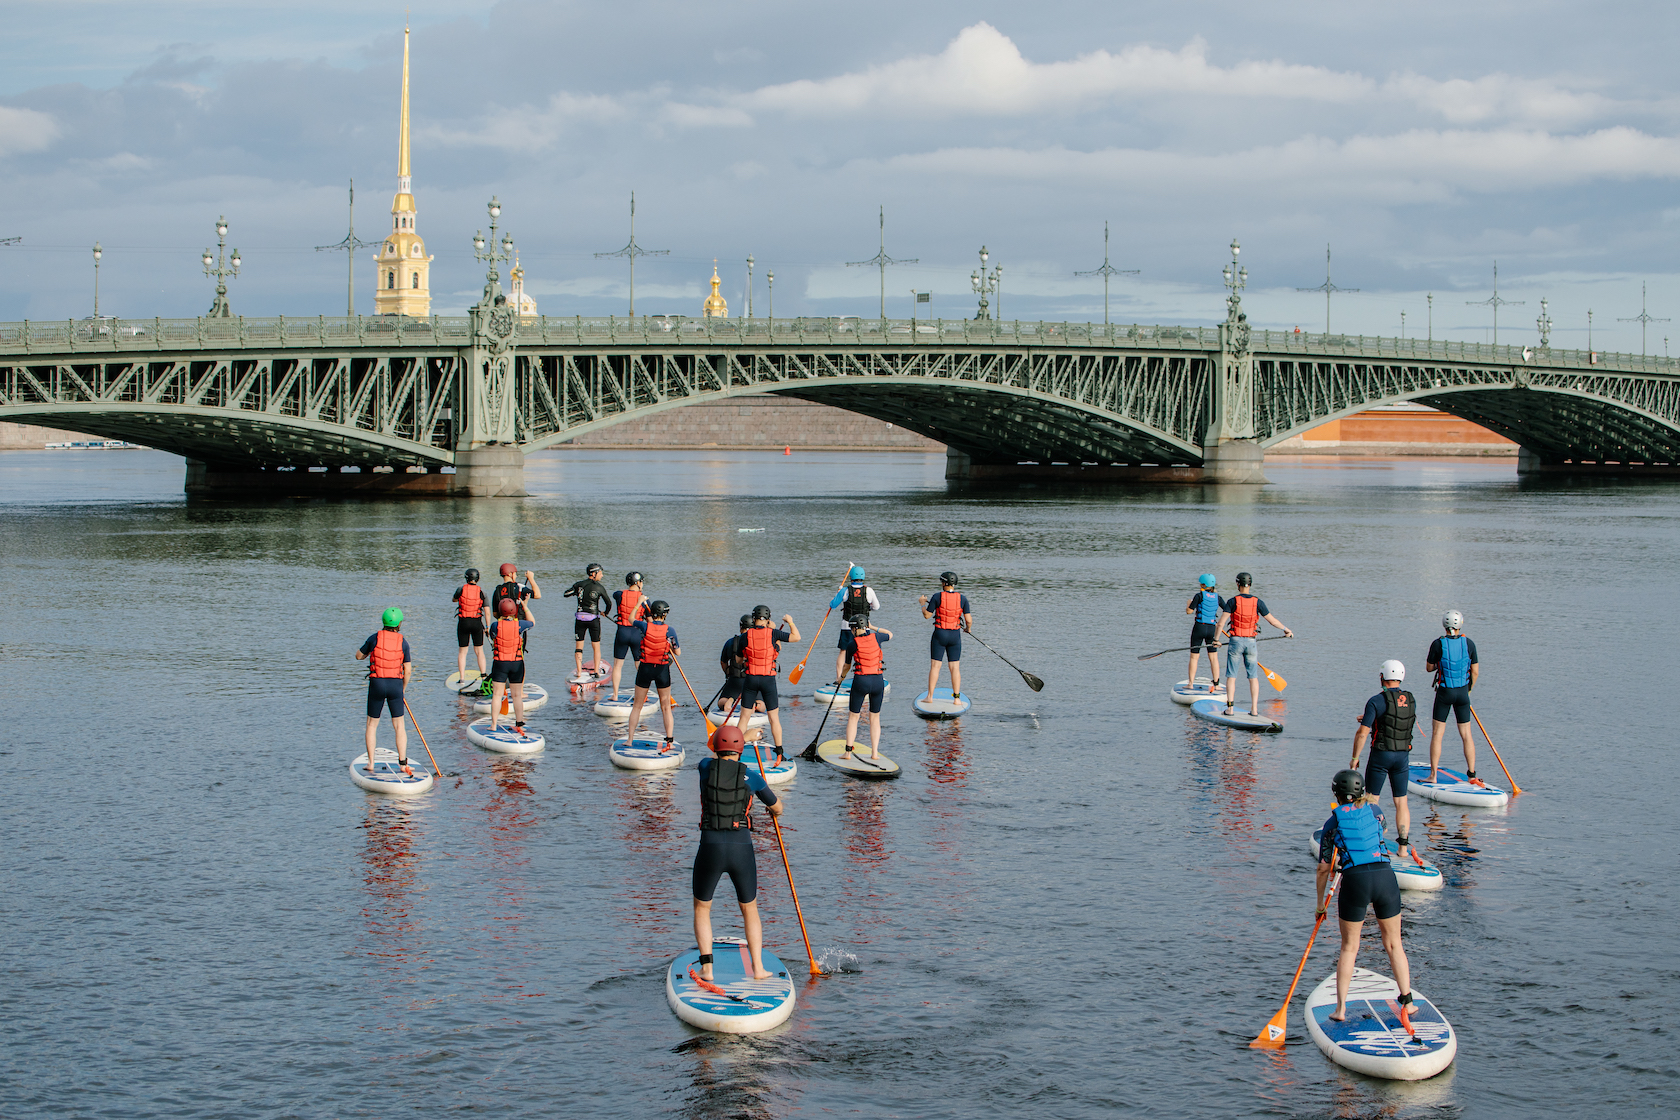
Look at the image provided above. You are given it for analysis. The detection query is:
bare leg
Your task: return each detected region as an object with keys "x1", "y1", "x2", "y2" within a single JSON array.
[
  {"x1": 765, "y1": 709, "x2": 784, "y2": 758},
  {"x1": 458, "y1": 643, "x2": 469, "y2": 676},
  {"x1": 1330, "y1": 918, "x2": 1361, "y2": 1020},
  {"x1": 868, "y1": 708, "x2": 882, "y2": 757},
  {"x1": 475, "y1": 642, "x2": 487, "y2": 676},
  {"x1": 1428, "y1": 719, "x2": 1448, "y2": 780},
  {"x1": 490, "y1": 682, "x2": 506, "y2": 730},
  {"x1": 591, "y1": 640, "x2": 603, "y2": 676},
  {"x1": 1249, "y1": 674, "x2": 1261, "y2": 716},
  {"x1": 1224, "y1": 651, "x2": 1237, "y2": 710},
  {"x1": 926, "y1": 658, "x2": 941, "y2": 698},
  {"x1": 950, "y1": 659, "x2": 962, "y2": 696},
  {"x1": 740, "y1": 899, "x2": 771, "y2": 980},
  {"x1": 512, "y1": 681, "x2": 526, "y2": 725},
  {"x1": 845, "y1": 708, "x2": 861, "y2": 749},
  {"x1": 1458, "y1": 720, "x2": 1477, "y2": 776},
  {"x1": 574, "y1": 641, "x2": 585, "y2": 679},
  {"x1": 1393, "y1": 795, "x2": 1411, "y2": 846},
  {"x1": 659, "y1": 687, "x2": 674, "y2": 741},
  {"x1": 693, "y1": 899, "x2": 714, "y2": 980},
  {"x1": 611, "y1": 656, "x2": 625, "y2": 695},
  {"x1": 1377, "y1": 913, "x2": 1410, "y2": 997},
  {"x1": 391, "y1": 710, "x2": 407, "y2": 761},
  {"x1": 365, "y1": 715, "x2": 380, "y2": 767},
  {"x1": 627, "y1": 685, "x2": 649, "y2": 732}
]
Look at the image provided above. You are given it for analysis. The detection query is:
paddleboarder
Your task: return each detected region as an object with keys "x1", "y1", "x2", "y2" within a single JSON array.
[
  {"x1": 452, "y1": 568, "x2": 490, "y2": 681},
  {"x1": 1184, "y1": 573, "x2": 1223, "y2": 694},
  {"x1": 732, "y1": 606, "x2": 801, "y2": 767},
  {"x1": 609, "y1": 571, "x2": 650, "y2": 696},
  {"x1": 719, "y1": 614, "x2": 755, "y2": 711},
  {"x1": 832, "y1": 564, "x2": 880, "y2": 639},
  {"x1": 1349, "y1": 660, "x2": 1417, "y2": 853},
  {"x1": 919, "y1": 572, "x2": 971, "y2": 702},
  {"x1": 839, "y1": 618, "x2": 893, "y2": 760},
  {"x1": 624, "y1": 600, "x2": 680, "y2": 750},
  {"x1": 490, "y1": 563, "x2": 540, "y2": 620},
  {"x1": 1426, "y1": 609, "x2": 1482, "y2": 785},
  {"x1": 1216, "y1": 572, "x2": 1292, "y2": 717},
  {"x1": 1316, "y1": 770, "x2": 1415, "y2": 1034},
  {"x1": 488, "y1": 597, "x2": 536, "y2": 732},
  {"x1": 356, "y1": 607, "x2": 414, "y2": 775},
  {"x1": 563, "y1": 563, "x2": 612, "y2": 683},
  {"x1": 693, "y1": 724, "x2": 783, "y2": 982}
]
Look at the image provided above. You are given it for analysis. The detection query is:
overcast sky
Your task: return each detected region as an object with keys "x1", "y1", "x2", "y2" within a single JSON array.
[{"x1": 3, "y1": 0, "x2": 1678, "y2": 352}]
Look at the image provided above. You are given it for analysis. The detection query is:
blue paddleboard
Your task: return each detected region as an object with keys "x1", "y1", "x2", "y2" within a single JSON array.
[
  {"x1": 1408, "y1": 763, "x2": 1509, "y2": 807},
  {"x1": 666, "y1": 937, "x2": 796, "y2": 1034},
  {"x1": 608, "y1": 729, "x2": 683, "y2": 771},
  {"x1": 1305, "y1": 967, "x2": 1456, "y2": 1080},
  {"x1": 913, "y1": 687, "x2": 970, "y2": 719},
  {"x1": 1189, "y1": 697, "x2": 1282, "y2": 732},
  {"x1": 1310, "y1": 829, "x2": 1443, "y2": 891}
]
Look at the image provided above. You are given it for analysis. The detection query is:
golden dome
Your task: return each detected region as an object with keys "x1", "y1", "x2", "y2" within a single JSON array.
[{"x1": 703, "y1": 264, "x2": 728, "y2": 318}]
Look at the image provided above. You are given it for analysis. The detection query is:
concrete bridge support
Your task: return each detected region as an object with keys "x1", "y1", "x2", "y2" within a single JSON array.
[{"x1": 1198, "y1": 439, "x2": 1268, "y2": 484}]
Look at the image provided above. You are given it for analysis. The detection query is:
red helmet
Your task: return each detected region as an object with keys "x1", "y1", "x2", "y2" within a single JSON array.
[
  {"x1": 500, "y1": 562, "x2": 517, "y2": 577},
  {"x1": 709, "y1": 725, "x2": 745, "y2": 754},
  {"x1": 498, "y1": 598, "x2": 518, "y2": 617}
]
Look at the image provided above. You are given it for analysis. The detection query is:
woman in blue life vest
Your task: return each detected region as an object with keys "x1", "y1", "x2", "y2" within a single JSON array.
[
  {"x1": 625, "y1": 600, "x2": 680, "y2": 750},
  {"x1": 693, "y1": 724, "x2": 783, "y2": 984},
  {"x1": 1184, "y1": 573, "x2": 1223, "y2": 696},
  {"x1": 1316, "y1": 769, "x2": 1416, "y2": 1035},
  {"x1": 1426, "y1": 609, "x2": 1483, "y2": 784},
  {"x1": 838, "y1": 618, "x2": 894, "y2": 760},
  {"x1": 919, "y1": 571, "x2": 971, "y2": 701},
  {"x1": 356, "y1": 607, "x2": 414, "y2": 776}
]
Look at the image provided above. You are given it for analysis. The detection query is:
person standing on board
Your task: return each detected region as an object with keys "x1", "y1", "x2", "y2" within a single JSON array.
[
  {"x1": 1349, "y1": 660, "x2": 1417, "y2": 854},
  {"x1": 1316, "y1": 769, "x2": 1416, "y2": 1034},
  {"x1": 919, "y1": 572, "x2": 971, "y2": 701},
  {"x1": 719, "y1": 613, "x2": 751, "y2": 708},
  {"x1": 839, "y1": 618, "x2": 893, "y2": 760},
  {"x1": 831, "y1": 565, "x2": 880, "y2": 659},
  {"x1": 487, "y1": 598, "x2": 536, "y2": 733},
  {"x1": 1184, "y1": 573, "x2": 1223, "y2": 694},
  {"x1": 609, "y1": 571, "x2": 650, "y2": 696},
  {"x1": 1426, "y1": 610, "x2": 1481, "y2": 785},
  {"x1": 563, "y1": 563, "x2": 611, "y2": 682},
  {"x1": 489, "y1": 563, "x2": 540, "y2": 620},
  {"x1": 733, "y1": 605, "x2": 801, "y2": 768},
  {"x1": 452, "y1": 568, "x2": 490, "y2": 681},
  {"x1": 1216, "y1": 572, "x2": 1293, "y2": 717},
  {"x1": 693, "y1": 724, "x2": 783, "y2": 983},
  {"x1": 356, "y1": 608, "x2": 414, "y2": 775},
  {"x1": 624, "y1": 600, "x2": 680, "y2": 750}
]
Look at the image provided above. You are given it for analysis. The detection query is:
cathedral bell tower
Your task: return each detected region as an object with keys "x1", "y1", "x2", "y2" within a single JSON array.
[{"x1": 374, "y1": 25, "x2": 433, "y2": 316}]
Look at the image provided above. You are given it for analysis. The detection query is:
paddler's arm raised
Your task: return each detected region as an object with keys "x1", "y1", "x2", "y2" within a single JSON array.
[
  {"x1": 524, "y1": 571, "x2": 541, "y2": 599},
  {"x1": 781, "y1": 614, "x2": 801, "y2": 644}
]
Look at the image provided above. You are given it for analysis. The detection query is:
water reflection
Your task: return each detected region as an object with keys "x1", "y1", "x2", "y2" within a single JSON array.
[
  {"x1": 613, "y1": 771, "x2": 683, "y2": 940},
  {"x1": 359, "y1": 799, "x2": 423, "y2": 971},
  {"x1": 673, "y1": 1035, "x2": 787, "y2": 1120}
]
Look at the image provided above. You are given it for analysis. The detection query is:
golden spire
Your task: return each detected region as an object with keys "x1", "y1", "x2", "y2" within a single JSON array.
[
  {"x1": 396, "y1": 25, "x2": 411, "y2": 190},
  {"x1": 703, "y1": 261, "x2": 729, "y2": 318}
]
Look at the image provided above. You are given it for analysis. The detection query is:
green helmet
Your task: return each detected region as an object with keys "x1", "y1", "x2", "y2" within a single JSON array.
[{"x1": 382, "y1": 607, "x2": 403, "y2": 628}]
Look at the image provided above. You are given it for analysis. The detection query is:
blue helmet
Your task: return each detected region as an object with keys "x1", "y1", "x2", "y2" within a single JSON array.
[
  {"x1": 850, "y1": 565, "x2": 866, "y2": 580},
  {"x1": 1198, "y1": 573, "x2": 1216, "y2": 588}
]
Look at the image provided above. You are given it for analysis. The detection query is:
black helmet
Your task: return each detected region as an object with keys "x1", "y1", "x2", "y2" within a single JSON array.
[
  {"x1": 649, "y1": 599, "x2": 670, "y2": 618},
  {"x1": 587, "y1": 563, "x2": 603, "y2": 576},
  {"x1": 465, "y1": 568, "x2": 480, "y2": 582},
  {"x1": 1236, "y1": 571, "x2": 1253, "y2": 587},
  {"x1": 739, "y1": 614, "x2": 752, "y2": 629},
  {"x1": 1332, "y1": 769, "x2": 1366, "y2": 804},
  {"x1": 940, "y1": 571, "x2": 959, "y2": 587},
  {"x1": 850, "y1": 616, "x2": 868, "y2": 629},
  {"x1": 751, "y1": 604, "x2": 772, "y2": 621},
  {"x1": 626, "y1": 571, "x2": 643, "y2": 586}
]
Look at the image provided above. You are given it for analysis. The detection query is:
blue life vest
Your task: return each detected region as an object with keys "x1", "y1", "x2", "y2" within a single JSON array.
[
  {"x1": 1332, "y1": 803, "x2": 1386, "y2": 868},
  {"x1": 1195, "y1": 590, "x2": 1221, "y2": 624},
  {"x1": 1438, "y1": 635, "x2": 1471, "y2": 688}
]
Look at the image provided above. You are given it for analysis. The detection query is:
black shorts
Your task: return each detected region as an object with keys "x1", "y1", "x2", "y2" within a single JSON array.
[
  {"x1": 490, "y1": 659, "x2": 526, "y2": 684},
  {"x1": 366, "y1": 677, "x2": 404, "y2": 718},
  {"x1": 612, "y1": 625, "x2": 641, "y2": 661},
  {"x1": 848, "y1": 673, "x2": 886, "y2": 713},
  {"x1": 635, "y1": 662, "x2": 672, "y2": 690},
  {"x1": 930, "y1": 628, "x2": 962, "y2": 661},
  {"x1": 1338, "y1": 861, "x2": 1403, "y2": 922},
  {"x1": 574, "y1": 616, "x2": 602, "y2": 642},
  {"x1": 1365, "y1": 749, "x2": 1411, "y2": 798},
  {"x1": 1433, "y1": 685, "x2": 1472, "y2": 723},
  {"x1": 1189, "y1": 622, "x2": 1219, "y2": 653},
  {"x1": 457, "y1": 617, "x2": 485, "y2": 648},
  {"x1": 693, "y1": 832, "x2": 758, "y2": 903},
  {"x1": 719, "y1": 677, "x2": 744, "y2": 701},
  {"x1": 739, "y1": 674, "x2": 779, "y2": 712}
]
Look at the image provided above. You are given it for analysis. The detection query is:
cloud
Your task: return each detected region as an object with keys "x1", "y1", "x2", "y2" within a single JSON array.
[
  {"x1": 661, "y1": 103, "x2": 753, "y2": 128},
  {"x1": 1386, "y1": 72, "x2": 1618, "y2": 127},
  {"x1": 422, "y1": 91, "x2": 627, "y2": 150},
  {"x1": 0, "y1": 105, "x2": 59, "y2": 156}
]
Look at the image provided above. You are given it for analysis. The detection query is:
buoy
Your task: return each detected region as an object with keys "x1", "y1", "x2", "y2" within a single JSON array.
[{"x1": 783, "y1": 446, "x2": 791, "y2": 455}]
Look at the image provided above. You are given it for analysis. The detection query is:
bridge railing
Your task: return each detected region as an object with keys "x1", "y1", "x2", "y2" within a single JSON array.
[{"x1": 1248, "y1": 328, "x2": 1677, "y2": 375}]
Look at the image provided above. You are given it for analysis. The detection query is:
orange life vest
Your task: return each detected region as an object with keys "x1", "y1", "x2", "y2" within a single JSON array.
[
  {"x1": 934, "y1": 591, "x2": 963, "y2": 630},
  {"x1": 370, "y1": 629, "x2": 405, "y2": 678},
  {"x1": 493, "y1": 618, "x2": 524, "y2": 662},
  {"x1": 744, "y1": 627, "x2": 778, "y2": 676},
  {"x1": 850, "y1": 631, "x2": 883, "y2": 675},
  {"x1": 616, "y1": 588, "x2": 644, "y2": 626},
  {"x1": 1229, "y1": 594, "x2": 1260, "y2": 638},
  {"x1": 457, "y1": 583, "x2": 483, "y2": 618},
  {"x1": 640, "y1": 620, "x2": 671, "y2": 665}
]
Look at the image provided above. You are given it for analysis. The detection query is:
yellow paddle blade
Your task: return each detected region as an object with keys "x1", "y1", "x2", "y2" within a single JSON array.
[
  {"x1": 1261, "y1": 664, "x2": 1287, "y2": 691},
  {"x1": 1250, "y1": 1009, "x2": 1288, "y2": 1049}
]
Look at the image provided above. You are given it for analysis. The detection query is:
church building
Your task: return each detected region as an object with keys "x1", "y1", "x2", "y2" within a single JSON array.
[{"x1": 374, "y1": 26, "x2": 433, "y2": 316}]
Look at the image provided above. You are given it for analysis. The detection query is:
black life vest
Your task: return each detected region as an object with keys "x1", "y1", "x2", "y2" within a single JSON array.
[
  {"x1": 1375, "y1": 687, "x2": 1416, "y2": 752},
  {"x1": 700, "y1": 757, "x2": 752, "y2": 831},
  {"x1": 724, "y1": 637, "x2": 747, "y2": 680},
  {"x1": 841, "y1": 582, "x2": 872, "y2": 623}
]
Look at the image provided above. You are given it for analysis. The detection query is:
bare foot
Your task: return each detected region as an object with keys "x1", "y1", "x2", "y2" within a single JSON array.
[
  {"x1": 1328, "y1": 1006, "x2": 1347, "y2": 1022},
  {"x1": 751, "y1": 968, "x2": 773, "y2": 980},
  {"x1": 870, "y1": 752, "x2": 882, "y2": 760},
  {"x1": 699, "y1": 965, "x2": 713, "y2": 981}
]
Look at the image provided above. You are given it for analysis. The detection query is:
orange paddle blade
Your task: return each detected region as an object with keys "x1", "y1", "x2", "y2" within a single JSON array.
[
  {"x1": 788, "y1": 659, "x2": 808, "y2": 684},
  {"x1": 1250, "y1": 1009, "x2": 1288, "y2": 1050},
  {"x1": 1261, "y1": 664, "x2": 1287, "y2": 691}
]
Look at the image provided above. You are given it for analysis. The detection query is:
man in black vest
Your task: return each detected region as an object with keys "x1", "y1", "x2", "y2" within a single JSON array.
[
  {"x1": 1348, "y1": 659, "x2": 1416, "y2": 853},
  {"x1": 693, "y1": 724, "x2": 783, "y2": 983}
]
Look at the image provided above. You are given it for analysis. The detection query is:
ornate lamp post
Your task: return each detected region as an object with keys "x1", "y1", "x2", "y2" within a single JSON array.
[
  {"x1": 472, "y1": 196, "x2": 515, "y2": 308},
  {"x1": 766, "y1": 270, "x2": 774, "y2": 320},
  {"x1": 1222, "y1": 238, "x2": 1247, "y2": 321},
  {"x1": 202, "y1": 215, "x2": 240, "y2": 317},
  {"x1": 746, "y1": 255, "x2": 755, "y2": 318},
  {"x1": 971, "y1": 245, "x2": 1000, "y2": 320},
  {"x1": 92, "y1": 242, "x2": 102, "y2": 319},
  {"x1": 1536, "y1": 298, "x2": 1552, "y2": 349}
]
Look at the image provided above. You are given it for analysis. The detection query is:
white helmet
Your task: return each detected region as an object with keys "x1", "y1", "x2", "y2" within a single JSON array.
[
  {"x1": 1379, "y1": 659, "x2": 1405, "y2": 682},
  {"x1": 1442, "y1": 610, "x2": 1464, "y2": 632}
]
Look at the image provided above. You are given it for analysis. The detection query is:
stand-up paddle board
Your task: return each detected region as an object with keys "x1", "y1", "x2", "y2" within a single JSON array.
[
  {"x1": 471, "y1": 683, "x2": 549, "y2": 716},
  {"x1": 1309, "y1": 829, "x2": 1444, "y2": 891},
  {"x1": 593, "y1": 691, "x2": 657, "y2": 723},
  {"x1": 1171, "y1": 678, "x2": 1223, "y2": 705},
  {"x1": 1305, "y1": 967, "x2": 1456, "y2": 1081},
  {"x1": 740, "y1": 748, "x2": 797, "y2": 785},
  {"x1": 608, "y1": 729, "x2": 684, "y2": 771},
  {"x1": 568, "y1": 662, "x2": 610, "y2": 688},
  {"x1": 666, "y1": 938, "x2": 795, "y2": 1034},
  {"x1": 913, "y1": 687, "x2": 970, "y2": 719},
  {"x1": 1408, "y1": 763, "x2": 1509, "y2": 808},
  {"x1": 1189, "y1": 697, "x2": 1283, "y2": 733},
  {"x1": 445, "y1": 668, "x2": 488, "y2": 693},
  {"x1": 348, "y1": 747, "x2": 434, "y2": 795},
  {"x1": 815, "y1": 677, "x2": 891, "y2": 709},
  {"x1": 707, "y1": 701, "x2": 769, "y2": 729},
  {"x1": 465, "y1": 716, "x2": 545, "y2": 754},
  {"x1": 815, "y1": 739, "x2": 900, "y2": 779}
]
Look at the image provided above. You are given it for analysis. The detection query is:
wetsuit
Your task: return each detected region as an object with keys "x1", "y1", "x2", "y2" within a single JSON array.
[
  {"x1": 928, "y1": 590, "x2": 969, "y2": 661},
  {"x1": 565, "y1": 578, "x2": 611, "y2": 642},
  {"x1": 732, "y1": 626, "x2": 791, "y2": 712},
  {"x1": 612, "y1": 587, "x2": 648, "y2": 661},
  {"x1": 839, "y1": 628, "x2": 890, "y2": 713},
  {"x1": 719, "y1": 635, "x2": 747, "y2": 702},
  {"x1": 1319, "y1": 802, "x2": 1401, "y2": 922},
  {"x1": 1188, "y1": 589, "x2": 1223, "y2": 655},
  {"x1": 1360, "y1": 687, "x2": 1417, "y2": 798},
  {"x1": 360, "y1": 629, "x2": 411, "y2": 717},
  {"x1": 454, "y1": 582, "x2": 486, "y2": 648},
  {"x1": 489, "y1": 617, "x2": 534, "y2": 684},
  {"x1": 631, "y1": 619, "x2": 678, "y2": 690},
  {"x1": 693, "y1": 756, "x2": 779, "y2": 903},
  {"x1": 1428, "y1": 635, "x2": 1479, "y2": 723}
]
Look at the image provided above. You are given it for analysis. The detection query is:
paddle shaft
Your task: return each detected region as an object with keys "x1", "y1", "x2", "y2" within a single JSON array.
[
  {"x1": 963, "y1": 627, "x2": 1043, "y2": 690},
  {"x1": 788, "y1": 563, "x2": 852, "y2": 684},
  {"x1": 804, "y1": 679, "x2": 842, "y2": 756},
  {"x1": 403, "y1": 700, "x2": 442, "y2": 778},
  {"x1": 1468, "y1": 704, "x2": 1521, "y2": 794},
  {"x1": 670, "y1": 657, "x2": 714, "y2": 737},
  {"x1": 746, "y1": 733, "x2": 821, "y2": 976},
  {"x1": 1252, "y1": 872, "x2": 1340, "y2": 1048},
  {"x1": 1139, "y1": 634, "x2": 1290, "y2": 661}
]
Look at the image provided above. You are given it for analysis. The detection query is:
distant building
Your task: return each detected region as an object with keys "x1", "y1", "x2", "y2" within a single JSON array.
[
  {"x1": 373, "y1": 26, "x2": 433, "y2": 317},
  {"x1": 508, "y1": 253, "x2": 538, "y2": 318},
  {"x1": 703, "y1": 265, "x2": 728, "y2": 318}
]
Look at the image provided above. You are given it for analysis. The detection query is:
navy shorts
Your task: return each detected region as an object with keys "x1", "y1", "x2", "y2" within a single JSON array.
[
  {"x1": 574, "y1": 616, "x2": 602, "y2": 642},
  {"x1": 1433, "y1": 685, "x2": 1472, "y2": 723},
  {"x1": 1365, "y1": 749, "x2": 1411, "y2": 798},
  {"x1": 1189, "y1": 622, "x2": 1219, "y2": 653},
  {"x1": 612, "y1": 625, "x2": 641, "y2": 661},
  {"x1": 490, "y1": 659, "x2": 526, "y2": 684},
  {"x1": 635, "y1": 662, "x2": 672, "y2": 690},
  {"x1": 739, "y1": 674, "x2": 779, "y2": 712},
  {"x1": 718, "y1": 676, "x2": 744, "y2": 701},
  {"x1": 930, "y1": 628, "x2": 962, "y2": 661},
  {"x1": 366, "y1": 677, "x2": 404, "y2": 718},
  {"x1": 693, "y1": 833, "x2": 758, "y2": 903},
  {"x1": 1338, "y1": 861, "x2": 1403, "y2": 922},
  {"x1": 457, "y1": 617, "x2": 485, "y2": 647},
  {"x1": 848, "y1": 673, "x2": 886, "y2": 713}
]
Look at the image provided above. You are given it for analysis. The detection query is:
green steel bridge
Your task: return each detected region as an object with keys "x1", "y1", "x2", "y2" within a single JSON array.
[{"x1": 3, "y1": 309, "x2": 1677, "y2": 494}]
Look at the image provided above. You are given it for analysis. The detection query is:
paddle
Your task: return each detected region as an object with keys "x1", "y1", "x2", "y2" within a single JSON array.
[
  {"x1": 1468, "y1": 705, "x2": 1522, "y2": 794},
  {"x1": 788, "y1": 562, "x2": 852, "y2": 685},
  {"x1": 801, "y1": 680, "x2": 842, "y2": 760},
  {"x1": 1138, "y1": 634, "x2": 1291, "y2": 662},
  {"x1": 403, "y1": 699, "x2": 443, "y2": 780},
  {"x1": 745, "y1": 730, "x2": 823, "y2": 977},
  {"x1": 1260, "y1": 663, "x2": 1288, "y2": 691},
  {"x1": 964, "y1": 628, "x2": 1044, "y2": 691},
  {"x1": 1251, "y1": 871, "x2": 1341, "y2": 1049},
  {"x1": 672, "y1": 656, "x2": 716, "y2": 737}
]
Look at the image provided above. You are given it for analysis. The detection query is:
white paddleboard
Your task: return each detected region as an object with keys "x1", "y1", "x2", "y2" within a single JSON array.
[
  {"x1": 1409, "y1": 764, "x2": 1509, "y2": 808},
  {"x1": 471, "y1": 683, "x2": 549, "y2": 716},
  {"x1": 1171, "y1": 677, "x2": 1223, "y2": 705},
  {"x1": 666, "y1": 938, "x2": 796, "y2": 1034},
  {"x1": 740, "y1": 746, "x2": 797, "y2": 785},
  {"x1": 708, "y1": 701, "x2": 769, "y2": 729},
  {"x1": 568, "y1": 662, "x2": 610, "y2": 687},
  {"x1": 814, "y1": 677, "x2": 891, "y2": 709},
  {"x1": 608, "y1": 729, "x2": 684, "y2": 771},
  {"x1": 465, "y1": 716, "x2": 544, "y2": 754},
  {"x1": 1305, "y1": 967, "x2": 1456, "y2": 1081},
  {"x1": 1309, "y1": 829, "x2": 1443, "y2": 892},
  {"x1": 1189, "y1": 697, "x2": 1283, "y2": 733},
  {"x1": 913, "y1": 687, "x2": 970, "y2": 719},
  {"x1": 348, "y1": 747, "x2": 434, "y2": 796},
  {"x1": 815, "y1": 739, "x2": 900, "y2": 779},
  {"x1": 593, "y1": 690, "x2": 657, "y2": 723},
  {"x1": 445, "y1": 668, "x2": 487, "y2": 693}
]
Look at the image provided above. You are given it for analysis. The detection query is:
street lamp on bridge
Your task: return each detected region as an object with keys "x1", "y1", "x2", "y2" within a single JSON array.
[
  {"x1": 1222, "y1": 238, "x2": 1247, "y2": 320},
  {"x1": 1074, "y1": 221, "x2": 1140, "y2": 326},
  {"x1": 1296, "y1": 243, "x2": 1358, "y2": 334},
  {"x1": 1465, "y1": 261, "x2": 1522, "y2": 346},
  {"x1": 1536, "y1": 298, "x2": 1552, "y2": 349},
  {"x1": 92, "y1": 242, "x2": 102, "y2": 319},
  {"x1": 971, "y1": 246, "x2": 1000, "y2": 321},
  {"x1": 766, "y1": 270, "x2": 773, "y2": 320},
  {"x1": 472, "y1": 196, "x2": 515, "y2": 308},
  {"x1": 1618, "y1": 282, "x2": 1670, "y2": 357},
  {"x1": 594, "y1": 192, "x2": 668, "y2": 317},
  {"x1": 202, "y1": 216, "x2": 240, "y2": 317}
]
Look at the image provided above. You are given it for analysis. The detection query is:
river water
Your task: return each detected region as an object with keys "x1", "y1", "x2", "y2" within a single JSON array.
[{"x1": 3, "y1": 448, "x2": 1676, "y2": 1119}]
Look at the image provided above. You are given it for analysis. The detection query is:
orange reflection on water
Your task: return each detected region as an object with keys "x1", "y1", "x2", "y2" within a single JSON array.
[
  {"x1": 612, "y1": 770, "x2": 683, "y2": 941},
  {"x1": 359, "y1": 800, "x2": 422, "y2": 971},
  {"x1": 477, "y1": 756, "x2": 542, "y2": 998}
]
